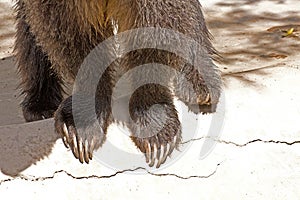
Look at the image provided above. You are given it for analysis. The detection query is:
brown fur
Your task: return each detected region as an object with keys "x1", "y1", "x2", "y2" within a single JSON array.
[{"x1": 15, "y1": 0, "x2": 221, "y2": 168}]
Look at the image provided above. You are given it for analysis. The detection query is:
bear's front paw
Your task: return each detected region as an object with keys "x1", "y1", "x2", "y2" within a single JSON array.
[{"x1": 54, "y1": 96, "x2": 108, "y2": 163}]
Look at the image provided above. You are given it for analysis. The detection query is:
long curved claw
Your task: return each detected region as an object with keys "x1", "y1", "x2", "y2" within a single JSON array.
[
  {"x1": 68, "y1": 126, "x2": 79, "y2": 159},
  {"x1": 160, "y1": 143, "x2": 169, "y2": 166},
  {"x1": 62, "y1": 123, "x2": 70, "y2": 148},
  {"x1": 148, "y1": 143, "x2": 156, "y2": 167},
  {"x1": 77, "y1": 138, "x2": 84, "y2": 164},
  {"x1": 168, "y1": 136, "x2": 177, "y2": 157},
  {"x1": 156, "y1": 145, "x2": 165, "y2": 168},
  {"x1": 155, "y1": 145, "x2": 162, "y2": 168},
  {"x1": 84, "y1": 140, "x2": 90, "y2": 164},
  {"x1": 88, "y1": 139, "x2": 95, "y2": 160},
  {"x1": 145, "y1": 141, "x2": 150, "y2": 163}
]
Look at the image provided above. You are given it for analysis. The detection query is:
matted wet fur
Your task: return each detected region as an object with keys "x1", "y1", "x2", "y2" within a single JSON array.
[{"x1": 15, "y1": 0, "x2": 221, "y2": 168}]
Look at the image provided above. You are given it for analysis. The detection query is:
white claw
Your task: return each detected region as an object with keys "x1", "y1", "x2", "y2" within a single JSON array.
[
  {"x1": 156, "y1": 145, "x2": 164, "y2": 168},
  {"x1": 145, "y1": 141, "x2": 151, "y2": 163},
  {"x1": 72, "y1": 135, "x2": 79, "y2": 158},
  {"x1": 168, "y1": 136, "x2": 177, "y2": 157},
  {"x1": 78, "y1": 139, "x2": 84, "y2": 163},
  {"x1": 89, "y1": 139, "x2": 95, "y2": 160},
  {"x1": 84, "y1": 140, "x2": 90, "y2": 163},
  {"x1": 161, "y1": 143, "x2": 169, "y2": 165},
  {"x1": 63, "y1": 123, "x2": 68, "y2": 137},
  {"x1": 197, "y1": 93, "x2": 211, "y2": 105},
  {"x1": 149, "y1": 143, "x2": 156, "y2": 167},
  {"x1": 205, "y1": 94, "x2": 210, "y2": 103},
  {"x1": 61, "y1": 124, "x2": 70, "y2": 148}
]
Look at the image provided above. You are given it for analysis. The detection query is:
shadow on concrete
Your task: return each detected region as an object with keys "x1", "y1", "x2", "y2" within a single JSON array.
[
  {"x1": 206, "y1": 0, "x2": 300, "y2": 86},
  {"x1": 216, "y1": 0, "x2": 287, "y2": 7},
  {"x1": 0, "y1": 57, "x2": 24, "y2": 126},
  {"x1": 223, "y1": 66, "x2": 272, "y2": 89},
  {"x1": 0, "y1": 119, "x2": 59, "y2": 177},
  {"x1": 0, "y1": 57, "x2": 59, "y2": 177}
]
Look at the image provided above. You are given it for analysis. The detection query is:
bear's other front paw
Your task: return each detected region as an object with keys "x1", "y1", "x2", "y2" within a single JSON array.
[
  {"x1": 54, "y1": 97, "x2": 108, "y2": 164},
  {"x1": 130, "y1": 104, "x2": 182, "y2": 168}
]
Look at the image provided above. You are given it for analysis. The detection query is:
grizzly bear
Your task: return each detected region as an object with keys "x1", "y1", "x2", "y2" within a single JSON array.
[{"x1": 15, "y1": 0, "x2": 221, "y2": 168}]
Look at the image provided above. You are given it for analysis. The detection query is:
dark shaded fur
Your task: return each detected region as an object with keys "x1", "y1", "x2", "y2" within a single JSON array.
[
  {"x1": 15, "y1": 1, "x2": 64, "y2": 122},
  {"x1": 15, "y1": 0, "x2": 221, "y2": 167}
]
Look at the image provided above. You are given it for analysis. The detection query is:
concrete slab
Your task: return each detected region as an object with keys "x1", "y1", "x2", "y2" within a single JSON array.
[{"x1": 0, "y1": 0, "x2": 300, "y2": 199}]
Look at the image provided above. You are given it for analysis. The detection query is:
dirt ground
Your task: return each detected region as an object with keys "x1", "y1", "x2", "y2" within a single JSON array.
[{"x1": 0, "y1": 0, "x2": 300, "y2": 199}]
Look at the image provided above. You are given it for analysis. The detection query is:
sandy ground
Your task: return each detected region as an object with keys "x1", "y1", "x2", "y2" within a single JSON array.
[{"x1": 0, "y1": 0, "x2": 300, "y2": 199}]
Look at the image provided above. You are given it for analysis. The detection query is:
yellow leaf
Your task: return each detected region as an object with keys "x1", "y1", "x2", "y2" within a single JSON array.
[{"x1": 283, "y1": 28, "x2": 294, "y2": 37}]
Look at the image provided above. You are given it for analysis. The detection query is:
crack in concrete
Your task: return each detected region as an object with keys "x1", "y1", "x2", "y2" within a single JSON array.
[
  {"x1": 0, "y1": 163, "x2": 221, "y2": 186},
  {"x1": 0, "y1": 168, "x2": 143, "y2": 186},
  {"x1": 147, "y1": 162, "x2": 221, "y2": 179},
  {"x1": 218, "y1": 139, "x2": 300, "y2": 147},
  {"x1": 181, "y1": 137, "x2": 206, "y2": 144},
  {"x1": 182, "y1": 137, "x2": 300, "y2": 147}
]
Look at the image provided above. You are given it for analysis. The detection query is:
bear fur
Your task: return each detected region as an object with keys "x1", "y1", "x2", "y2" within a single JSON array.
[{"x1": 15, "y1": 0, "x2": 221, "y2": 168}]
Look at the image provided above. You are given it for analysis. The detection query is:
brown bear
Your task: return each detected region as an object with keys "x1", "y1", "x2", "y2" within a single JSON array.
[{"x1": 14, "y1": 0, "x2": 221, "y2": 168}]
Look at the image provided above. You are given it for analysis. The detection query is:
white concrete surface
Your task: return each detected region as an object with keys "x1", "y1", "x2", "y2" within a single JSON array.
[{"x1": 0, "y1": 0, "x2": 300, "y2": 199}]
